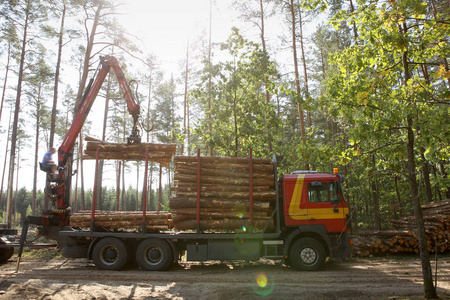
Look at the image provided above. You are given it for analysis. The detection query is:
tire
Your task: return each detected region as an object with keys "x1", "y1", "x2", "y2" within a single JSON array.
[
  {"x1": 92, "y1": 238, "x2": 128, "y2": 271},
  {"x1": 0, "y1": 247, "x2": 14, "y2": 263},
  {"x1": 136, "y1": 238, "x2": 172, "y2": 271},
  {"x1": 288, "y1": 237, "x2": 326, "y2": 271}
]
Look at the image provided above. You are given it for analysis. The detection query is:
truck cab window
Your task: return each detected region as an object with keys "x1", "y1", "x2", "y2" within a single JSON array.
[
  {"x1": 329, "y1": 182, "x2": 340, "y2": 205},
  {"x1": 308, "y1": 181, "x2": 329, "y2": 203},
  {"x1": 308, "y1": 181, "x2": 341, "y2": 204}
]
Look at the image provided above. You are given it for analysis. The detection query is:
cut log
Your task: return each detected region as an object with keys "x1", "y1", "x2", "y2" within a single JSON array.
[
  {"x1": 171, "y1": 190, "x2": 276, "y2": 201},
  {"x1": 174, "y1": 173, "x2": 274, "y2": 187},
  {"x1": 171, "y1": 208, "x2": 270, "y2": 219},
  {"x1": 82, "y1": 138, "x2": 176, "y2": 166},
  {"x1": 174, "y1": 155, "x2": 271, "y2": 165},
  {"x1": 171, "y1": 185, "x2": 271, "y2": 193},
  {"x1": 169, "y1": 197, "x2": 271, "y2": 210},
  {"x1": 174, "y1": 163, "x2": 273, "y2": 175}
]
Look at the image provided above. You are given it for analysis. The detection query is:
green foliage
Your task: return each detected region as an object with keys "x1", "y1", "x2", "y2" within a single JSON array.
[
  {"x1": 314, "y1": 0, "x2": 450, "y2": 229},
  {"x1": 192, "y1": 27, "x2": 281, "y2": 157}
]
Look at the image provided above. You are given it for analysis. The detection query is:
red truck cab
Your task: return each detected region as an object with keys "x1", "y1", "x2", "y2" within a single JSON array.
[{"x1": 282, "y1": 171, "x2": 350, "y2": 233}]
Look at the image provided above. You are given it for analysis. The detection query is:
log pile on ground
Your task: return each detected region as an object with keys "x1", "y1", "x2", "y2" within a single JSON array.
[
  {"x1": 354, "y1": 200, "x2": 450, "y2": 257},
  {"x1": 70, "y1": 211, "x2": 173, "y2": 231},
  {"x1": 170, "y1": 156, "x2": 276, "y2": 231},
  {"x1": 82, "y1": 136, "x2": 176, "y2": 167}
]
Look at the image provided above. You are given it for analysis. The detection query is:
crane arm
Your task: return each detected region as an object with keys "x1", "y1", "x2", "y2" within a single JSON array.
[{"x1": 58, "y1": 56, "x2": 140, "y2": 167}]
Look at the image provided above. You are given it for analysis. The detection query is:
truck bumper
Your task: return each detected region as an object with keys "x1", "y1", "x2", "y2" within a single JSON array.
[{"x1": 330, "y1": 232, "x2": 352, "y2": 258}]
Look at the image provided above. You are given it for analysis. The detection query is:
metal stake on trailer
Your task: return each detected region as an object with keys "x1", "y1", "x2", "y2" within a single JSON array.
[
  {"x1": 249, "y1": 149, "x2": 254, "y2": 228},
  {"x1": 196, "y1": 148, "x2": 201, "y2": 234},
  {"x1": 142, "y1": 149, "x2": 149, "y2": 233},
  {"x1": 90, "y1": 147, "x2": 100, "y2": 232}
]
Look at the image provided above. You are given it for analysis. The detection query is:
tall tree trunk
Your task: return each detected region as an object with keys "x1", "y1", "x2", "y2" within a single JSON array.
[
  {"x1": 418, "y1": 65, "x2": 433, "y2": 203},
  {"x1": 95, "y1": 67, "x2": 113, "y2": 209},
  {"x1": 297, "y1": 2, "x2": 311, "y2": 128},
  {"x1": 439, "y1": 162, "x2": 450, "y2": 199},
  {"x1": 371, "y1": 170, "x2": 381, "y2": 229},
  {"x1": 182, "y1": 40, "x2": 189, "y2": 155},
  {"x1": 259, "y1": 0, "x2": 273, "y2": 154},
  {"x1": 400, "y1": 23, "x2": 437, "y2": 299},
  {"x1": 50, "y1": 1, "x2": 66, "y2": 148},
  {"x1": 420, "y1": 150, "x2": 433, "y2": 203},
  {"x1": 0, "y1": 110, "x2": 12, "y2": 210},
  {"x1": 0, "y1": 42, "x2": 11, "y2": 123},
  {"x1": 432, "y1": 165, "x2": 442, "y2": 201},
  {"x1": 13, "y1": 147, "x2": 20, "y2": 224},
  {"x1": 32, "y1": 93, "x2": 41, "y2": 216},
  {"x1": 394, "y1": 176, "x2": 402, "y2": 218},
  {"x1": 6, "y1": 5, "x2": 29, "y2": 228},
  {"x1": 348, "y1": 0, "x2": 359, "y2": 45},
  {"x1": 75, "y1": 1, "x2": 103, "y2": 111},
  {"x1": 289, "y1": 0, "x2": 308, "y2": 170}
]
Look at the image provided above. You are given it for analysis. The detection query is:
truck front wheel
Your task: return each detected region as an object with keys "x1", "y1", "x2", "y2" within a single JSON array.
[
  {"x1": 0, "y1": 247, "x2": 14, "y2": 263},
  {"x1": 288, "y1": 237, "x2": 326, "y2": 271},
  {"x1": 136, "y1": 238, "x2": 172, "y2": 271},
  {"x1": 92, "y1": 237, "x2": 128, "y2": 271}
]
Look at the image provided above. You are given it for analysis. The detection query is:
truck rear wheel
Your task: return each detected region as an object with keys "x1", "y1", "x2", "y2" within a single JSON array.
[
  {"x1": 136, "y1": 238, "x2": 172, "y2": 271},
  {"x1": 289, "y1": 237, "x2": 326, "y2": 271},
  {"x1": 0, "y1": 247, "x2": 14, "y2": 263},
  {"x1": 92, "y1": 237, "x2": 128, "y2": 271}
]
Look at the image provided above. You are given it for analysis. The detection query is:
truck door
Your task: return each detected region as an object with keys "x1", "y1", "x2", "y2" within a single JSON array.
[
  {"x1": 283, "y1": 174, "x2": 309, "y2": 226},
  {"x1": 306, "y1": 180, "x2": 347, "y2": 232}
]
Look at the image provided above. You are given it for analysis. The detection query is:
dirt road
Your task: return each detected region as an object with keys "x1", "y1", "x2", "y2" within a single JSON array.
[{"x1": 1, "y1": 256, "x2": 450, "y2": 299}]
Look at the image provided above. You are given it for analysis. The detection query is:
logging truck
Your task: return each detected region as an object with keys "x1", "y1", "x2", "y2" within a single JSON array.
[{"x1": 4, "y1": 56, "x2": 352, "y2": 271}]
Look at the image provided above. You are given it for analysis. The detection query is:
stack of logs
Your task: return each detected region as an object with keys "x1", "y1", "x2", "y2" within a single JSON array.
[
  {"x1": 354, "y1": 200, "x2": 450, "y2": 257},
  {"x1": 70, "y1": 211, "x2": 173, "y2": 231},
  {"x1": 170, "y1": 156, "x2": 276, "y2": 231},
  {"x1": 83, "y1": 136, "x2": 176, "y2": 167}
]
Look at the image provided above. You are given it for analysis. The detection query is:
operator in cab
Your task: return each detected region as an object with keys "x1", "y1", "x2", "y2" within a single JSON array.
[{"x1": 42, "y1": 147, "x2": 57, "y2": 179}]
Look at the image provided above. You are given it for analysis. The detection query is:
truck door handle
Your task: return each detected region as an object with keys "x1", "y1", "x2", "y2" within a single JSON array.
[
  {"x1": 333, "y1": 208, "x2": 339, "y2": 213},
  {"x1": 308, "y1": 218, "x2": 316, "y2": 221}
]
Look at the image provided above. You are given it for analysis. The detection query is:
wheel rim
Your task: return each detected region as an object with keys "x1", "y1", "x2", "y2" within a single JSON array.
[
  {"x1": 300, "y1": 247, "x2": 317, "y2": 265},
  {"x1": 144, "y1": 246, "x2": 163, "y2": 265},
  {"x1": 100, "y1": 245, "x2": 120, "y2": 265}
]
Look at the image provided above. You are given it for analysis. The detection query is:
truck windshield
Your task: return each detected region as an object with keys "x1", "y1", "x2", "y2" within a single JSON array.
[{"x1": 308, "y1": 181, "x2": 341, "y2": 205}]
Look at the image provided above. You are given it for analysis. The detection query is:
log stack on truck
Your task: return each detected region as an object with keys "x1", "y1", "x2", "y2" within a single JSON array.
[
  {"x1": 170, "y1": 155, "x2": 276, "y2": 231},
  {"x1": 4, "y1": 56, "x2": 352, "y2": 272}
]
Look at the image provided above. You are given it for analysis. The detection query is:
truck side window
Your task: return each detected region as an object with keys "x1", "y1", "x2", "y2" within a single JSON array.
[
  {"x1": 329, "y1": 182, "x2": 340, "y2": 205},
  {"x1": 308, "y1": 181, "x2": 329, "y2": 203}
]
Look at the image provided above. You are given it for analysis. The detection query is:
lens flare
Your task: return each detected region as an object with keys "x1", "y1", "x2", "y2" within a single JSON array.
[
  {"x1": 238, "y1": 213, "x2": 244, "y2": 219},
  {"x1": 253, "y1": 272, "x2": 275, "y2": 296},
  {"x1": 242, "y1": 226, "x2": 247, "y2": 232},
  {"x1": 256, "y1": 273, "x2": 267, "y2": 288}
]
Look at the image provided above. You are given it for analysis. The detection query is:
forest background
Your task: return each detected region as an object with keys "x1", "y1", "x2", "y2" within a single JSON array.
[{"x1": 0, "y1": 0, "x2": 449, "y2": 236}]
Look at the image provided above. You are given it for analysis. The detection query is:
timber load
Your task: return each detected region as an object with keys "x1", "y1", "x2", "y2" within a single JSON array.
[
  {"x1": 82, "y1": 136, "x2": 176, "y2": 167},
  {"x1": 354, "y1": 200, "x2": 450, "y2": 257},
  {"x1": 70, "y1": 210, "x2": 173, "y2": 231},
  {"x1": 170, "y1": 155, "x2": 276, "y2": 231}
]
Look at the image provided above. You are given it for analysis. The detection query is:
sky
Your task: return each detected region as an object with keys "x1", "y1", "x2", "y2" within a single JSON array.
[{"x1": 119, "y1": 0, "x2": 239, "y2": 73}]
